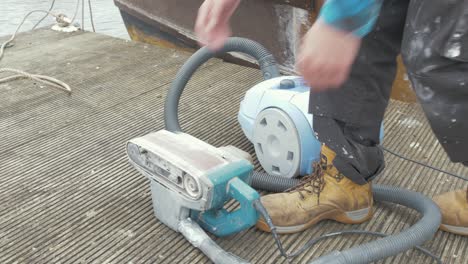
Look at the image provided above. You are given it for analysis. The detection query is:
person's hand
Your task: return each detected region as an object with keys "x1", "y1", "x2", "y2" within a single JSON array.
[
  {"x1": 195, "y1": 0, "x2": 241, "y2": 51},
  {"x1": 296, "y1": 19, "x2": 362, "y2": 91}
]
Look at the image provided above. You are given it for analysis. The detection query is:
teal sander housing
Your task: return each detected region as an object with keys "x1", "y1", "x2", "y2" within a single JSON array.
[{"x1": 126, "y1": 37, "x2": 442, "y2": 264}]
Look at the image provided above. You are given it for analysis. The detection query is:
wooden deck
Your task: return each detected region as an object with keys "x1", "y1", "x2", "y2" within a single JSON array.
[{"x1": 0, "y1": 28, "x2": 466, "y2": 264}]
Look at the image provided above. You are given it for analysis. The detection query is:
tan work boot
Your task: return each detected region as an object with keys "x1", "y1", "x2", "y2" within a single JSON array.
[
  {"x1": 256, "y1": 145, "x2": 374, "y2": 234},
  {"x1": 433, "y1": 188, "x2": 468, "y2": 236}
]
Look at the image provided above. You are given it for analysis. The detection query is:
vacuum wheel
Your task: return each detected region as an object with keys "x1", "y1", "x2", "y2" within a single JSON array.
[{"x1": 253, "y1": 108, "x2": 301, "y2": 178}]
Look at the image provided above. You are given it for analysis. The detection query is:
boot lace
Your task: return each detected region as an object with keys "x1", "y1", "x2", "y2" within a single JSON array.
[{"x1": 285, "y1": 162, "x2": 327, "y2": 203}]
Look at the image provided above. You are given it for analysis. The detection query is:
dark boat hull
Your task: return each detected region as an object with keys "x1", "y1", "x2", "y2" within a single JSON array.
[{"x1": 114, "y1": 0, "x2": 416, "y2": 102}]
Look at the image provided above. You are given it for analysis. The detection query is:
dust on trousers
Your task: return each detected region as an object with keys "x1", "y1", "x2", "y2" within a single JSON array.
[{"x1": 309, "y1": 0, "x2": 468, "y2": 185}]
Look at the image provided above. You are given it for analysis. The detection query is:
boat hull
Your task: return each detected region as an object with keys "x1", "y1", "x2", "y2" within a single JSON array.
[{"x1": 114, "y1": 0, "x2": 416, "y2": 102}]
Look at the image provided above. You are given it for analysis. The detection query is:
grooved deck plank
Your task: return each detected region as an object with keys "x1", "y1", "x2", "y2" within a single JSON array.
[{"x1": 0, "y1": 29, "x2": 466, "y2": 264}]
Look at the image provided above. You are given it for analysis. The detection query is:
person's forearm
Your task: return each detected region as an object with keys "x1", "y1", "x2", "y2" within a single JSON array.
[{"x1": 318, "y1": 0, "x2": 384, "y2": 37}]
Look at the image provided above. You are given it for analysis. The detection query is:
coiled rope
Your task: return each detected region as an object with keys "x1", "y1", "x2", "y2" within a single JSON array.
[{"x1": 0, "y1": 9, "x2": 72, "y2": 94}]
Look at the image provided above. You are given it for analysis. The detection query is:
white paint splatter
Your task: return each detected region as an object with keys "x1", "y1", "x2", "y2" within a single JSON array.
[
  {"x1": 342, "y1": 147, "x2": 348, "y2": 155},
  {"x1": 446, "y1": 43, "x2": 461, "y2": 58},
  {"x1": 418, "y1": 86, "x2": 435, "y2": 101},
  {"x1": 409, "y1": 37, "x2": 424, "y2": 59},
  {"x1": 398, "y1": 117, "x2": 422, "y2": 128},
  {"x1": 274, "y1": 7, "x2": 310, "y2": 70},
  {"x1": 120, "y1": 229, "x2": 135, "y2": 238},
  {"x1": 85, "y1": 210, "x2": 97, "y2": 218},
  {"x1": 420, "y1": 65, "x2": 437, "y2": 73},
  {"x1": 424, "y1": 48, "x2": 432, "y2": 57},
  {"x1": 410, "y1": 142, "x2": 420, "y2": 148}
]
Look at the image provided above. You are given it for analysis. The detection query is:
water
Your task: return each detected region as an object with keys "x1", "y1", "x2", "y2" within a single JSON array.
[{"x1": 0, "y1": 0, "x2": 129, "y2": 39}]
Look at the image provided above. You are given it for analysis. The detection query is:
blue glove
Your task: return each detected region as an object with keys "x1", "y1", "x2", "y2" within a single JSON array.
[{"x1": 318, "y1": 0, "x2": 384, "y2": 38}]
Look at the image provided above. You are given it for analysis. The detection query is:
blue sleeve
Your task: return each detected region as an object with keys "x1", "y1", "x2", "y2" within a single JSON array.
[{"x1": 318, "y1": 0, "x2": 384, "y2": 38}]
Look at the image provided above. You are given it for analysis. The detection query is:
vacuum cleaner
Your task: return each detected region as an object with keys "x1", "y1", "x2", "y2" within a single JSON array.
[{"x1": 126, "y1": 37, "x2": 442, "y2": 264}]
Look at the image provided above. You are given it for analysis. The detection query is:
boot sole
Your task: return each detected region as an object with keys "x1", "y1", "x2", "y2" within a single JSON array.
[
  {"x1": 439, "y1": 224, "x2": 468, "y2": 236},
  {"x1": 256, "y1": 207, "x2": 373, "y2": 234}
]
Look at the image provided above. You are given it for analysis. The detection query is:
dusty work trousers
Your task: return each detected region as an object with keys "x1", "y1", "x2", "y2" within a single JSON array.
[{"x1": 310, "y1": 0, "x2": 468, "y2": 185}]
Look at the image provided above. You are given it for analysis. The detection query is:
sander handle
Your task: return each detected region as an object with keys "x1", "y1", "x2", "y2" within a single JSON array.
[{"x1": 193, "y1": 177, "x2": 260, "y2": 237}]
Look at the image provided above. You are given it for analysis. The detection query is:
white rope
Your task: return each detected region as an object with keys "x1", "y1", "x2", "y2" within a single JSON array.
[
  {"x1": 0, "y1": 68, "x2": 71, "y2": 94},
  {"x1": 88, "y1": 0, "x2": 96, "y2": 32},
  {"x1": 82, "y1": 0, "x2": 85, "y2": 31},
  {"x1": 0, "y1": 10, "x2": 73, "y2": 94},
  {"x1": 1, "y1": 0, "x2": 97, "y2": 94}
]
